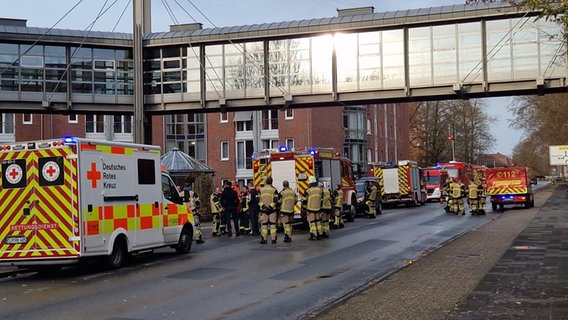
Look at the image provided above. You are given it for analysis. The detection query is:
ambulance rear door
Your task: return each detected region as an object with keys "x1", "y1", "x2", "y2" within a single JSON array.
[{"x1": 0, "y1": 143, "x2": 79, "y2": 262}]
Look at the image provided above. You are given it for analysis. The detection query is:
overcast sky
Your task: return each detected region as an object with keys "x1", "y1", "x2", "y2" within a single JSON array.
[{"x1": 2, "y1": 0, "x2": 521, "y2": 156}]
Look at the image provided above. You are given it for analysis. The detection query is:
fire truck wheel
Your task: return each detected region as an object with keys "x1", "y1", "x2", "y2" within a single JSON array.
[
  {"x1": 346, "y1": 205, "x2": 355, "y2": 222},
  {"x1": 176, "y1": 226, "x2": 193, "y2": 254},
  {"x1": 107, "y1": 236, "x2": 127, "y2": 269}
]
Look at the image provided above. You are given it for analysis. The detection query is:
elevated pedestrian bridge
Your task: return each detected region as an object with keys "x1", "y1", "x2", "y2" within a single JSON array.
[{"x1": 0, "y1": 2, "x2": 565, "y2": 114}]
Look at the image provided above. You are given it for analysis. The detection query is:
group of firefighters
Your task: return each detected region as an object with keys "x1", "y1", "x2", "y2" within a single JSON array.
[
  {"x1": 208, "y1": 176, "x2": 346, "y2": 244},
  {"x1": 183, "y1": 175, "x2": 486, "y2": 245},
  {"x1": 441, "y1": 177, "x2": 487, "y2": 215}
]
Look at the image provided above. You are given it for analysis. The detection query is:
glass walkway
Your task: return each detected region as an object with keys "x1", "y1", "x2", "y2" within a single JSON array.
[{"x1": 0, "y1": 2, "x2": 565, "y2": 114}]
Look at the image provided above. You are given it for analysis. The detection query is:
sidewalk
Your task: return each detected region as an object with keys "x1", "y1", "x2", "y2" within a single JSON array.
[
  {"x1": 315, "y1": 185, "x2": 568, "y2": 320},
  {"x1": 447, "y1": 186, "x2": 568, "y2": 319}
]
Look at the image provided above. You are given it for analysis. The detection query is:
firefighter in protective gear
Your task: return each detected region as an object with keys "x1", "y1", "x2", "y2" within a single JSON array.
[
  {"x1": 365, "y1": 181, "x2": 378, "y2": 218},
  {"x1": 185, "y1": 186, "x2": 204, "y2": 244},
  {"x1": 477, "y1": 180, "x2": 487, "y2": 214},
  {"x1": 259, "y1": 177, "x2": 279, "y2": 244},
  {"x1": 449, "y1": 179, "x2": 465, "y2": 215},
  {"x1": 210, "y1": 187, "x2": 224, "y2": 236},
  {"x1": 467, "y1": 181, "x2": 480, "y2": 215},
  {"x1": 319, "y1": 183, "x2": 333, "y2": 238},
  {"x1": 239, "y1": 186, "x2": 252, "y2": 235},
  {"x1": 279, "y1": 180, "x2": 296, "y2": 243},
  {"x1": 248, "y1": 182, "x2": 261, "y2": 236},
  {"x1": 441, "y1": 178, "x2": 451, "y2": 213},
  {"x1": 331, "y1": 184, "x2": 344, "y2": 229},
  {"x1": 303, "y1": 176, "x2": 323, "y2": 240}
]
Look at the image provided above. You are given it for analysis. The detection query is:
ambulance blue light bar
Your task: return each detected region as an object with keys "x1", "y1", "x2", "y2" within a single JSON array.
[{"x1": 63, "y1": 137, "x2": 78, "y2": 145}]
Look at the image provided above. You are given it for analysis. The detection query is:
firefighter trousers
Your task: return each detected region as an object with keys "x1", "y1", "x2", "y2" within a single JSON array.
[
  {"x1": 468, "y1": 198, "x2": 479, "y2": 213},
  {"x1": 259, "y1": 211, "x2": 277, "y2": 241},
  {"x1": 332, "y1": 207, "x2": 344, "y2": 228},
  {"x1": 239, "y1": 210, "x2": 251, "y2": 234},
  {"x1": 212, "y1": 212, "x2": 222, "y2": 236},
  {"x1": 307, "y1": 211, "x2": 322, "y2": 239},
  {"x1": 193, "y1": 215, "x2": 204, "y2": 243},
  {"x1": 450, "y1": 197, "x2": 464, "y2": 214},
  {"x1": 365, "y1": 200, "x2": 376, "y2": 217},
  {"x1": 279, "y1": 212, "x2": 294, "y2": 241},
  {"x1": 320, "y1": 209, "x2": 331, "y2": 237}
]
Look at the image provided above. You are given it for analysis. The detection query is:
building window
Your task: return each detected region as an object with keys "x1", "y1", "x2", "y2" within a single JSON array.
[
  {"x1": 220, "y1": 112, "x2": 228, "y2": 123},
  {"x1": 68, "y1": 114, "x2": 78, "y2": 124},
  {"x1": 165, "y1": 114, "x2": 205, "y2": 160},
  {"x1": 0, "y1": 113, "x2": 14, "y2": 134},
  {"x1": 236, "y1": 120, "x2": 253, "y2": 132},
  {"x1": 113, "y1": 115, "x2": 132, "y2": 134},
  {"x1": 22, "y1": 114, "x2": 32, "y2": 124},
  {"x1": 261, "y1": 139, "x2": 279, "y2": 150},
  {"x1": 86, "y1": 114, "x2": 104, "y2": 133},
  {"x1": 221, "y1": 141, "x2": 229, "y2": 160},
  {"x1": 236, "y1": 140, "x2": 253, "y2": 169},
  {"x1": 286, "y1": 138, "x2": 294, "y2": 150},
  {"x1": 94, "y1": 59, "x2": 115, "y2": 71},
  {"x1": 285, "y1": 108, "x2": 294, "y2": 119},
  {"x1": 21, "y1": 55, "x2": 44, "y2": 68},
  {"x1": 262, "y1": 109, "x2": 278, "y2": 130}
]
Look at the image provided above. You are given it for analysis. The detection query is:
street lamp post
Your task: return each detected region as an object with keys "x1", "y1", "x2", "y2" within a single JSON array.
[
  {"x1": 451, "y1": 137, "x2": 455, "y2": 161},
  {"x1": 448, "y1": 129, "x2": 455, "y2": 161}
]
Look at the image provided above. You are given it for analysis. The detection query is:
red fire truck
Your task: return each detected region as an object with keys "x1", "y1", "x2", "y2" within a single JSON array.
[
  {"x1": 422, "y1": 167, "x2": 449, "y2": 202},
  {"x1": 372, "y1": 160, "x2": 427, "y2": 207},
  {"x1": 438, "y1": 161, "x2": 474, "y2": 185},
  {"x1": 486, "y1": 166, "x2": 535, "y2": 211},
  {"x1": 252, "y1": 147, "x2": 357, "y2": 222}
]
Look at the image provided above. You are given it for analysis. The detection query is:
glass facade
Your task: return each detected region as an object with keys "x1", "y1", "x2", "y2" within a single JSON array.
[
  {"x1": 165, "y1": 113, "x2": 206, "y2": 161},
  {"x1": 139, "y1": 17, "x2": 563, "y2": 100},
  {"x1": 0, "y1": 44, "x2": 133, "y2": 95},
  {"x1": 343, "y1": 106, "x2": 367, "y2": 164},
  {"x1": 70, "y1": 47, "x2": 133, "y2": 95},
  {"x1": 0, "y1": 16, "x2": 564, "y2": 102}
]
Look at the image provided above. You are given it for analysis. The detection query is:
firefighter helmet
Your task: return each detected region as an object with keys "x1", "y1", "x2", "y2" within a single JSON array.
[{"x1": 308, "y1": 176, "x2": 317, "y2": 184}]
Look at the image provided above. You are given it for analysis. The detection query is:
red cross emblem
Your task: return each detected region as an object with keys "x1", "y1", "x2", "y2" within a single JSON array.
[
  {"x1": 5, "y1": 164, "x2": 23, "y2": 184},
  {"x1": 86, "y1": 162, "x2": 101, "y2": 188},
  {"x1": 42, "y1": 161, "x2": 60, "y2": 182}
]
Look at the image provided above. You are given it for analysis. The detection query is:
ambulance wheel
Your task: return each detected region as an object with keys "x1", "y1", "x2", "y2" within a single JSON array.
[
  {"x1": 107, "y1": 237, "x2": 127, "y2": 269},
  {"x1": 176, "y1": 226, "x2": 193, "y2": 254}
]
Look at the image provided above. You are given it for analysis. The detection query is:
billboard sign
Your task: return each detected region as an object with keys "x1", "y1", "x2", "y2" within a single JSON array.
[{"x1": 549, "y1": 145, "x2": 568, "y2": 165}]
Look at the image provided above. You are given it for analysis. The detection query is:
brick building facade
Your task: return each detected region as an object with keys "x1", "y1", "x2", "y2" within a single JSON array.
[{"x1": 5, "y1": 102, "x2": 411, "y2": 189}]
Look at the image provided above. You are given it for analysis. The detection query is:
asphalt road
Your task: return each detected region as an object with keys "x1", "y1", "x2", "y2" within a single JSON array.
[{"x1": 1, "y1": 199, "x2": 507, "y2": 320}]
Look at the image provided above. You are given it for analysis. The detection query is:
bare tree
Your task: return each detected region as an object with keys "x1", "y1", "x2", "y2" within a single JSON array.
[
  {"x1": 409, "y1": 101, "x2": 452, "y2": 166},
  {"x1": 512, "y1": 137, "x2": 551, "y2": 176},
  {"x1": 410, "y1": 99, "x2": 495, "y2": 167},
  {"x1": 509, "y1": 93, "x2": 568, "y2": 174}
]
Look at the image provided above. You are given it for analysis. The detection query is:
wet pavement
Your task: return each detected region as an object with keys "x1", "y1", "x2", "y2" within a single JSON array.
[{"x1": 3, "y1": 185, "x2": 567, "y2": 320}]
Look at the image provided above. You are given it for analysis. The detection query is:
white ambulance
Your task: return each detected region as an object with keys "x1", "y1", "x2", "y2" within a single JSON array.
[{"x1": 0, "y1": 138, "x2": 195, "y2": 269}]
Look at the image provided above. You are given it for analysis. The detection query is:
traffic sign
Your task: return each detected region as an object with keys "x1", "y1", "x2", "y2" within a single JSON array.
[{"x1": 549, "y1": 145, "x2": 568, "y2": 165}]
